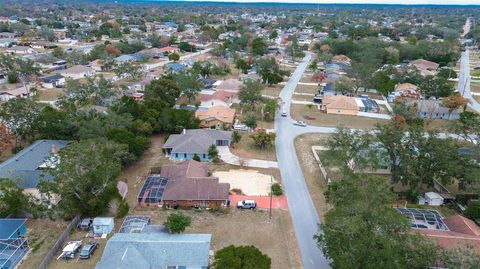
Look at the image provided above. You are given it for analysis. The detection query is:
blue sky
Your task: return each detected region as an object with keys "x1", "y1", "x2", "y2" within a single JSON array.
[{"x1": 190, "y1": 0, "x2": 478, "y2": 4}]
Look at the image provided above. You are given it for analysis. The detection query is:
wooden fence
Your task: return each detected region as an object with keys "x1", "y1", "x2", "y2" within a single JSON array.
[{"x1": 37, "y1": 215, "x2": 81, "y2": 269}]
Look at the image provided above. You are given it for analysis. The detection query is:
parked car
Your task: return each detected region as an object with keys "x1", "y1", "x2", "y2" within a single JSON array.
[
  {"x1": 281, "y1": 110, "x2": 287, "y2": 117},
  {"x1": 293, "y1": 120, "x2": 307, "y2": 127},
  {"x1": 233, "y1": 124, "x2": 250, "y2": 132},
  {"x1": 79, "y1": 242, "x2": 99, "y2": 259},
  {"x1": 77, "y1": 218, "x2": 93, "y2": 231},
  {"x1": 237, "y1": 200, "x2": 257, "y2": 209}
]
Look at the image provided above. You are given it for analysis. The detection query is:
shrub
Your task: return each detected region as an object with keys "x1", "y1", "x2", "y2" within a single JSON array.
[
  {"x1": 466, "y1": 200, "x2": 480, "y2": 221},
  {"x1": 117, "y1": 200, "x2": 130, "y2": 218},
  {"x1": 271, "y1": 183, "x2": 283, "y2": 196},
  {"x1": 12, "y1": 145, "x2": 24, "y2": 154},
  {"x1": 164, "y1": 212, "x2": 191, "y2": 233},
  {"x1": 192, "y1": 153, "x2": 201, "y2": 162}
]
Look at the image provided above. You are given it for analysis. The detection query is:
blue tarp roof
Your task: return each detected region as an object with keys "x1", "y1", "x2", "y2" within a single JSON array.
[{"x1": 0, "y1": 219, "x2": 26, "y2": 239}]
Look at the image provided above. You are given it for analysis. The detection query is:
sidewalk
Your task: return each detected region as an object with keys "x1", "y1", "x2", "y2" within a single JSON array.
[{"x1": 218, "y1": 146, "x2": 279, "y2": 169}]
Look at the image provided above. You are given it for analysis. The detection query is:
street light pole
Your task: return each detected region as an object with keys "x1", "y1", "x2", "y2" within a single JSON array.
[{"x1": 269, "y1": 175, "x2": 273, "y2": 220}]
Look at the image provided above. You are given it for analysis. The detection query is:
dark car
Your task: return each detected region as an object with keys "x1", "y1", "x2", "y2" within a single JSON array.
[{"x1": 79, "y1": 242, "x2": 99, "y2": 259}]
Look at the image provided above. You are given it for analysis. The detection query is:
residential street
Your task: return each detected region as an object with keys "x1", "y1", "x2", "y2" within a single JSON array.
[
  {"x1": 275, "y1": 52, "x2": 331, "y2": 269},
  {"x1": 458, "y1": 49, "x2": 480, "y2": 113}
]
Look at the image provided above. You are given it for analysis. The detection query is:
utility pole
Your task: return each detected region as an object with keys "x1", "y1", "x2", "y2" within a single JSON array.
[{"x1": 269, "y1": 175, "x2": 273, "y2": 220}]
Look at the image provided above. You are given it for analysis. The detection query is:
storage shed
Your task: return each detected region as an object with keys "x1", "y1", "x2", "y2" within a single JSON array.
[
  {"x1": 93, "y1": 217, "x2": 115, "y2": 234},
  {"x1": 425, "y1": 192, "x2": 444, "y2": 206}
]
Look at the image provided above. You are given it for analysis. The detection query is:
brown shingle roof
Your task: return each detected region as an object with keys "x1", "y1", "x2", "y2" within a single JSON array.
[
  {"x1": 195, "y1": 106, "x2": 236, "y2": 124},
  {"x1": 323, "y1": 95, "x2": 358, "y2": 111},
  {"x1": 160, "y1": 160, "x2": 211, "y2": 181}
]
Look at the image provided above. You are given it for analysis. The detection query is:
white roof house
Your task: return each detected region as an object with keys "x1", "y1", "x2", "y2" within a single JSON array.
[{"x1": 425, "y1": 192, "x2": 444, "y2": 206}]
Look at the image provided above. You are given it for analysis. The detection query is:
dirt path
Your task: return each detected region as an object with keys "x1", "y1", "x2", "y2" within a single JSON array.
[{"x1": 118, "y1": 134, "x2": 172, "y2": 207}]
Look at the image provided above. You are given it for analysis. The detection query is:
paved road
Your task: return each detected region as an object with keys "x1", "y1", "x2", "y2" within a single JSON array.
[
  {"x1": 217, "y1": 146, "x2": 278, "y2": 168},
  {"x1": 459, "y1": 49, "x2": 480, "y2": 113},
  {"x1": 275, "y1": 52, "x2": 331, "y2": 269}
]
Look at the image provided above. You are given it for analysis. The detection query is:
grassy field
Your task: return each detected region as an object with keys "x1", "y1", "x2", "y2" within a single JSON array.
[
  {"x1": 294, "y1": 134, "x2": 330, "y2": 220},
  {"x1": 471, "y1": 82, "x2": 480, "y2": 93},
  {"x1": 295, "y1": 84, "x2": 320, "y2": 94},
  {"x1": 290, "y1": 104, "x2": 388, "y2": 129},
  {"x1": 471, "y1": 70, "x2": 480, "y2": 77},
  {"x1": 264, "y1": 85, "x2": 283, "y2": 98},
  {"x1": 36, "y1": 88, "x2": 63, "y2": 101},
  {"x1": 230, "y1": 132, "x2": 277, "y2": 161}
]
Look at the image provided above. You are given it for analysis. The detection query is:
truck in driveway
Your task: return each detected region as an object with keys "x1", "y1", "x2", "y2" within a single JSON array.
[{"x1": 237, "y1": 200, "x2": 256, "y2": 209}]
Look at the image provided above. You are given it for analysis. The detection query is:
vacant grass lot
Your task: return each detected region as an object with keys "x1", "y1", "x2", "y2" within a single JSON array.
[
  {"x1": 471, "y1": 82, "x2": 480, "y2": 93},
  {"x1": 295, "y1": 84, "x2": 320, "y2": 94},
  {"x1": 230, "y1": 133, "x2": 277, "y2": 161},
  {"x1": 290, "y1": 104, "x2": 388, "y2": 129},
  {"x1": 294, "y1": 134, "x2": 330, "y2": 220},
  {"x1": 36, "y1": 88, "x2": 63, "y2": 101}
]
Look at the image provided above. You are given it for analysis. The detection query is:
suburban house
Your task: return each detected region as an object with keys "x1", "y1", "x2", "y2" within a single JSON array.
[
  {"x1": 0, "y1": 38, "x2": 16, "y2": 48},
  {"x1": 89, "y1": 59, "x2": 104, "y2": 72},
  {"x1": 39, "y1": 74, "x2": 65, "y2": 88},
  {"x1": 391, "y1": 83, "x2": 422, "y2": 100},
  {"x1": 200, "y1": 90, "x2": 239, "y2": 108},
  {"x1": 0, "y1": 140, "x2": 69, "y2": 200},
  {"x1": 96, "y1": 233, "x2": 211, "y2": 269},
  {"x1": 410, "y1": 59, "x2": 439, "y2": 77},
  {"x1": 137, "y1": 160, "x2": 230, "y2": 209},
  {"x1": 195, "y1": 106, "x2": 236, "y2": 129},
  {"x1": 320, "y1": 95, "x2": 359, "y2": 115},
  {"x1": 215, "y1": 78, "x2": 243, "y2": 93},
  {"x1": 163, "y1": 129, "x2": 232, "y2": 161},
  {"x1": 159, "y1": 46, "x2": 180, "y2": 55},
  {"x1": 416, "y1": 99, "x2": 463, "y2": 120},
  {"x1": 165, "y1": 63, "x2": 187, "y2": 73},
  {"x1": 0, "y1": 85, "x2": 34, "y2": 101},
  {"x1": 59, "y1": 65, "x2": 95, "y2": 80},
  {"x1": 5, "y1": 46, "x2": 35, "y2": 55},
  {"x1": 0, "y1": 219, "x2": 29, "y2": 269}
]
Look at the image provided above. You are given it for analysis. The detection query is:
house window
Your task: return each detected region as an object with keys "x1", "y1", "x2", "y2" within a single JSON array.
[
  {"x1": 203, "y1": 154, "x2": 206, "y2": 159},
  {"x1": 184, "y1": 153, "x2": 187, "y2": 158},
  {"x1": 175, "y1": 153, "x2": 178, "y2": 158}
]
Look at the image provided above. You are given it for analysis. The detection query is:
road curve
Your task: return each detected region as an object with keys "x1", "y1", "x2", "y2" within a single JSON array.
[{"x1": 275, "y1": 52, "x2": 331, "y2": 269}]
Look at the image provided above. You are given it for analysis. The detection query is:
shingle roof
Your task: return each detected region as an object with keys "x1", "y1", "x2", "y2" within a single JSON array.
[
  {"x1": 195, "y1": 106, "x2": 236, "y2": 124},
  {"x1": 61, "y1": 65, "x2": 94, "y2": 75},
  {"x1": 162, "y1": 177, "x2": 230, "y2": 201},
  {"x1": 163, "y1": 129, "x2": 232, "y2": 155},
  {"x1": 160, "y1": 160, "x2": 211, "y2": 181},
  {"x1": 324, "y1": 95, "x2": 359, "y2": 111},
  {"x1": 0, "y1": 140, "x2": 69, "y2": 189},
  {"x1": 95, "y1": 233, "x2": 211, "y2": 269}
]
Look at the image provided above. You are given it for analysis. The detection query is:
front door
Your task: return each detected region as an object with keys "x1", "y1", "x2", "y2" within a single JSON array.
[{"x1": 202, "y1": 200, "x2": 206, "y2": 208}]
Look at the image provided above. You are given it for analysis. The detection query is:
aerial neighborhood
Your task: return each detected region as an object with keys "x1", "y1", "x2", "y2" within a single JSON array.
[{"x1": 0, "y1": 1, "x2": 480, "y2": 269}]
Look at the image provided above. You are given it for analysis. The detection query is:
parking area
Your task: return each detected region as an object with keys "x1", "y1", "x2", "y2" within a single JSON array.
[
  {"x1": 230, "y1": 194, "x2": 288, "y2": 210},
  {"x1": 214, "y1": 169, "x2": 275, "y2": 196}
]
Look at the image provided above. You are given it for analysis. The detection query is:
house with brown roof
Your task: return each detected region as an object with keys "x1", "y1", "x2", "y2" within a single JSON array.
[
  {"x1": 59, "y1": 65, "x2": 95, "y2": 80},
  {"x1": 200, "y1": 90, "x2": 239, "y2": 108},
  {"x1": 411, "y1": 59, "x2": 439, "y2": 77},
  {"x1": 195, "y1": 106, "x2": 236, "y2": 129},
  {"x1": 393, "y1": 83, "x2": 422, "y2": 100},
  {"x1": 215, "y1": 79, "x2": 243, "y2": 93},
  {"x1": 137, "y1": 160, "x2": 230, "y2": 209},
  {"x1": 321, "y1": 95, "x2": 359, "y2": 115}
]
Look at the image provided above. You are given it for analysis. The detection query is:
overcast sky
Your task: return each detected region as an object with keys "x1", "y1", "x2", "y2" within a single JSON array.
[{"x1": 190, "y1": 0, "x2": 478, "y2": 5}]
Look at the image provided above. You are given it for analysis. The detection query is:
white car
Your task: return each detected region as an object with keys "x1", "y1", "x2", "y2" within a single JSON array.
[
  {"x1": 281, "y1": 110, "x2": 287, "y2": 117},
  {"x1": 293, "y1": 120, "x2": 307, "y2": 127},
  {"x1": 237, "y1": 200, "x2": 257, "y2": 209}
]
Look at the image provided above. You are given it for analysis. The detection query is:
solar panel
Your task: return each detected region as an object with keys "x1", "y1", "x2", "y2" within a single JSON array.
[
  {"x1": 395, "y1": 208, "x2": 449, "y2": 231},
  {"x1": 137, "y1": 176, "x2": 169, "y2": 204}
]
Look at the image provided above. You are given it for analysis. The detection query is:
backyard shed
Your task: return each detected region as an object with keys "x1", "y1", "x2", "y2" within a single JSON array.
[
  {"x1": 425, "y1": 192, "x2": 444, "y2": 206},
  {"x1": 93, "y1": 217, "x2": 115, "y2": 234}
]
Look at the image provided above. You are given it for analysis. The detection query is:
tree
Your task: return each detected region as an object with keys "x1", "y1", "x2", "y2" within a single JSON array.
[
  {"x1": 52, "y1": 47, "x2": 65, "y2": 58},
  {"x1": 251, "y1": 38, "x2": 268, "y2": 56},
  {"x1": 244, "y1": 114, "x2": 257, "y2": 130},
  {"x1": 0, "y1": 98, "x2": 42, "y2": 141},
  {"x1": 168, "y1": 52, "x2": 180, "y2": 62},
  {"x1": 213, "y1": 245, "x2": 271, "y2": 269},
  {"x1": 269, "y1": 30, "x2": 278, "y2": 40},
  {"x1": 449, "y1": 111, "x2": 480, "y2": 148},
  {"x1": 441, "y1": 244, "x2": 480, "y2": 269},
  {"x1": 178, "y1": 41, "x2": 195, "y2": 52},
  {"x1": 312, "y1": 72, "x2": 326, "y2": 83},
  {"x1": 144, "y1": 77, "x2": 181, "y2": 108},
  {"x1": 263, "y1": 99, "x2": 277, "y2": 122},
  {"x1": 334, "y1": 77, "x2": 355, "y2": 94},
  {"x1": 105, "y1": 44, "x2": 121, "y2": 56},
  {"x1": 235, "y1": 59, "x2": 251, "y2": 74},
  {"x1": 465, "y1": 200, "x2": 480, "y2": 221},
  {"x1": 232, "y1": 131, "x2": 242, "y2": 144},
  {"x1": 114, "y1": 62, "x2": 144, "y2": 80},
  {"x1": 239, "y1": 80, "x2": 264, "y2": 107},
  {"x1": 175, "y1": 73, "x2": 202, "y2": 102},
  {"x1": 106, "y1": 128, "x2": 150, "y2": 158},
  {"x1": 0, "y1": 179, "x2": 31, "y2": 218},
  {"x1": 164, "y1": 212, "x2": 192, "y2": 233},
  {"x1": 419, "y1": 75, "x2": 454, "y2": 98},
  {"x1": 0, "y1": 125, "x2": 14, "y2": 156},
  {"x1": 251, "y1": 130, "x2": 275, "y2": 149},
  {"x1": 208, "y1": 144, "x2": 219, "y2": 162},
  {"x1": 315, "y1": 175, "x2": 439, "y2": 269},
  {"x1": 370, "y1": 71, "x2": 395, "y2": 96},
  {"x1": 309, "y1": 61, "x2": 318, "y2": 72},
  {"x1": 442, "y1": 93, "x2": 467, "y2": 119},
  {"x1": 40, "y1": 139, "x2": 132, "y2": 217},
  {"x1": 255, "y1": 57, "x2": 288, "y2": 85}
]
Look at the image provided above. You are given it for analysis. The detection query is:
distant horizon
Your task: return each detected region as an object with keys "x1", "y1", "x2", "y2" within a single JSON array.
[{"x1": 143, "y1": 0, "x2": 480, "y2": 5}]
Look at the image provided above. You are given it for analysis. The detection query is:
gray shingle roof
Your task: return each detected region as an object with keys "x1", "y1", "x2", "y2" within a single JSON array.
[
  {"x1": 95, "y1": 233, "x2": 211, "y2": 269},
  {"x1": 163, "y1": 129, "x2": 232, "y2": 155},
  {"x1": 0, "y1": 140, "x2": 69, "y2": 189}
]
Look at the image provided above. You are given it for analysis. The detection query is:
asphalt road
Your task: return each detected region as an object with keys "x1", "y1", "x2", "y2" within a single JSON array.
[
  {"x1": 459, "y1": 49, "x2": 480, "y2": 113},
  {"x1": 275, "y1": 52, "x2": 331, "y2": 269}
]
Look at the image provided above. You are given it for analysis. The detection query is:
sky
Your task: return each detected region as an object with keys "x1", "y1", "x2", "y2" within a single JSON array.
[{"x1": 189, "y1": 0, "x2": 479, "y2": 5}]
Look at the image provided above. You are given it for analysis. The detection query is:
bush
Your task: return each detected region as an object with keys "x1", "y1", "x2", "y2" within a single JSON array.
[
  {"x1": 466, "y1": 200, "x2": 480, "y2": 221},
  {"x1": 213, "y1": 245, "x2": 271, "y2": 269},
  {"x1": 117, "y1": 200, "x2": 130, "y2": 218},
  {"x1": 7, "y1": 71, "x2": 18, "y2": 84},
  {"x1": 164, "y1": 212, "x2": 191, "y2": 233},
  {"x1": 271, "y1": 183, "x2": 283, "y2": 196},
  {"x1": 192, "y1": 153, "x2": 201, "y2": 162},
  {"x1": 12, "y1": 145, "x2": 24, "y2": 154}
]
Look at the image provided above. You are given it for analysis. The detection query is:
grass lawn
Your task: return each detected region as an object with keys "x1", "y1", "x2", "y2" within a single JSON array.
[
  {"x1": 230, "y1": 133, "x2": 276, "y2": 161},
  {"x1": 474, "y1": 95, "x2": 480, "y2": 103},
  {"x1": 36, "y1": 88, "x2": 63, "y2": 101},
  {"x1": 295, "y1": 84, "x2": 320, "y2": 94},
  {"x1": 471, "y1": 70, "x2": 480, "y2": 77},
  {"x1": 264, "y1": 85, "x2": 283, "y2": 98},
  {"x1": 17, "y1": 219, "x2": 69, "y2": 269},
  {"x1": 292, "y1": 94, "x2": 315, "y2": 102},
  {"x1": 471, "y1": 82, "x2": 480, "y2": 93},
  {"x1": 300, "y1": 74, "x2": 314, "y2": 83},
  {"x1": 290, "y1": 104, "x2": 388, "y2": 129},
  {"x1": 294, "y1": 134, "x2": 330, "y2": 220}
]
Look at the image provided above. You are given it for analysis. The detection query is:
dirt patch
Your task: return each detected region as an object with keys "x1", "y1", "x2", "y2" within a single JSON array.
[
  {"x1": 17, "y1": 219, "x2": 69, "y2": 269},
  {"x1": 294, "y1": 134, "x2": 331, "y2": 220},
  {"x1": 214, "y1": 169, "x2": 275, "y2": 196},
  {"x1": 36, "y1": 88, "x2": 63, "y2": 101},
  {"x1": 128, "y1": 208, "x2": 302, "y2": 269},
  {"x1": 290, "y1": 104, "x2": 388, "y2": 129}
]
